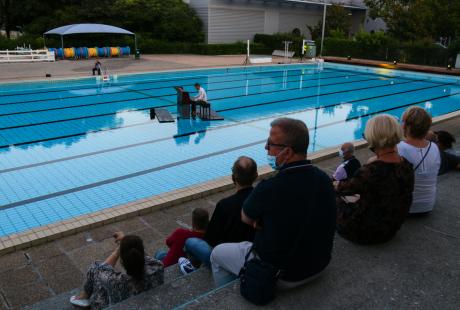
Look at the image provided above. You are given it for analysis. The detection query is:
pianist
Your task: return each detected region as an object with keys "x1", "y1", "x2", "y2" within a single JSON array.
[{"x1": 191, "y1": 83, "x2": 208, "y2": 119}]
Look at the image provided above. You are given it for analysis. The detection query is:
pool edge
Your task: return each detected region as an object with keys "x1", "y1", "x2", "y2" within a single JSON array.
[{"x1": 1, "y1": 109, "x2": 459, "y2": 255}]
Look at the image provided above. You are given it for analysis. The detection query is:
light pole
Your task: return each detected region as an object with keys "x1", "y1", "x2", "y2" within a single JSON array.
[{"x1": 320, "y1": 3, "x2": 327, "y2": 57}]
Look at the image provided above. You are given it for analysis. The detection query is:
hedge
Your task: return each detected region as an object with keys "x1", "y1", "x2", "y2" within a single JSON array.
[{"x1": 321, "y1": 37, "x2": 460, "y2": 67}]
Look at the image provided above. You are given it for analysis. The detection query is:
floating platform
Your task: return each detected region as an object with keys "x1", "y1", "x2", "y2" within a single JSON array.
[
  {"x1": 198, "y1": 109, "x2": 224, "y2": 121},
  {"x1": 152, "y1": 108, "x2": 175, "y2": 123}
]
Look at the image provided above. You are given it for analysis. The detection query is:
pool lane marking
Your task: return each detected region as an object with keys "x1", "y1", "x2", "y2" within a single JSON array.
[
  {"x1": 0, "y1": 78, "x2": 443, "y2": 148},
  {"x1": 0, "y1": 71, "x2": 368, "y2": 115},
  {"x1": 0, "y1": 80, "x2": 455, "y2": 173},
  {"x1": 0, "y1": 64, "x2": 448, "y2": 105},
  {"x1": 2, "y1": 90, "x2": 460, "y2": 211},
  {"x1": 0, "y1": 66, "x2": 334, "y2": 99},
  {"x1": 0, "y1": 75, "x2": 419, "y2": 130},
  {"x1": 0, "y1": 64, "x2": 408, "y2": 99},
  {"x1": 0, "y1": 140, "x2": 267, "y2": 210},
  {"x1": 0, "y1": 69, "x2": 343, "y2": 106}
]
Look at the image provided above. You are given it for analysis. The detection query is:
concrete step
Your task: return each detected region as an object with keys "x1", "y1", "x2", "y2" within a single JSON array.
[
  {"x1": 25, "y1": 263, "x2": 184, "y2": 310},
  {"x1": 108, "y1": 267, "x2": 214, "y2": 310}
]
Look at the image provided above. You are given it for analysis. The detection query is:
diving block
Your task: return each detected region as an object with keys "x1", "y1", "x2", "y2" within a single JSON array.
[
  {"x1": 198, "y1": 109, "x2": 224, "y2": 121},
  {"x1": 150, "y1": 108, "x2": 175, "y2": 123}
]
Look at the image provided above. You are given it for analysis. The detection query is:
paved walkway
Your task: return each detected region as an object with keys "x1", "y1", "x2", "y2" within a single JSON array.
[
  {"x1": 0, "y1": 55, "x2": 248, "y2": 82},
  {"x1": 0, "y1": 117, "x2": 458, "y2": 309}
]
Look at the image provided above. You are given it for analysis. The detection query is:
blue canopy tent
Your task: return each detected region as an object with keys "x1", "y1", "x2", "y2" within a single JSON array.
[{"x1": 43, "y1": 23, "x2": 137, "y2": 51}]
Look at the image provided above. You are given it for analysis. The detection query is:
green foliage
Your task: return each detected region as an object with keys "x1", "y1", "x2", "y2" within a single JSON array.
[
  {"x1": 132, "y1": 39, "x2": 268, "y2": 55},
  {"x1": 1, "y1": 0, "x2": 204, "y2": 44},
  {"x1": 307, "y1": 4, "x2": 352, "y2": 40},
  {"x1": 364, "y1": 0, "x2": 460, "y2": 41},
  {"x1": 321, "y1": 31, "x2": 460, "y2": 67},
  {"x1": 254, "y1": 33, "x2": 304, "y2": 56}
]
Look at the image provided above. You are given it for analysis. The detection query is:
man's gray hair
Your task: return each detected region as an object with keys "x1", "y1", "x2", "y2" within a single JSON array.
[{"x1": 270, "y1": 118, "x2": 309, "y2": 155}]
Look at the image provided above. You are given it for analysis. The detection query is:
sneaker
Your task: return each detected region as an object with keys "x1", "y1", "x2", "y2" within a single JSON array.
[
  {"x1": 178, "y1": 257, "x2": 196, "y2": 275},
  {"x1": 70, "y1": 295, "x2": 90, "y2": 307}
]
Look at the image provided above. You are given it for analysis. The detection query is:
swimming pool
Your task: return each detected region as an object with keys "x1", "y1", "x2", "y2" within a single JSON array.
[{"x1": 1, "y1": 63, "x2": 459, "y2": 237}]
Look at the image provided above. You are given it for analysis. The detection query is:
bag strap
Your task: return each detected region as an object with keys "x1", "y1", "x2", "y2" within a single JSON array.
[{"x1": 413, "y1": 141, "x2": 432, "y2": 171}]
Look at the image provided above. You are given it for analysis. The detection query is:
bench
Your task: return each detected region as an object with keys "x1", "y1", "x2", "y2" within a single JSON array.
[{"x1": 272, "y1": 50, "x2": 295, "y2": 58}]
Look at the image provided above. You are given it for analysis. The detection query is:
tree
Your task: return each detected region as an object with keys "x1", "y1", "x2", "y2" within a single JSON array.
[
  {"x1": 307, "y1": 4, "x2": 352, "y2": 40},
  {"x1": 364, "y1": 0, "x2": 460, "y2": 41},
  {"x1": 1, "y1": 0, "x2": 203, "y2": 43}
]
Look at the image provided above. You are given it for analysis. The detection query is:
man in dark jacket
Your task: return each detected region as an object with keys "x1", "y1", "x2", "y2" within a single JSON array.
[
  {"x1": 210, "y1": 118, "x2": 336, "y2": 289},
  {"x1": 332, "y1": 142, "x2": 361, "y2": 181},
  {"x1": 179, "y1": 156, "x2": 257, "y2": 274}
]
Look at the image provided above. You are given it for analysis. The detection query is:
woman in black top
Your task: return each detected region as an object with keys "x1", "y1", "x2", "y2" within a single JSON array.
[{"x1": 335, "y1": 115, "x2": 415, "y2": 244}]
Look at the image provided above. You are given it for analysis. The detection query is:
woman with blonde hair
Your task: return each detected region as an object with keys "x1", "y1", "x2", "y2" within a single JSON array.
[
  {"x1": 398, "y1": 106, "x2": 441, "y2": 214},
  {"x1": 335, "y1": 114, "x2": 414, "y2": 244}
]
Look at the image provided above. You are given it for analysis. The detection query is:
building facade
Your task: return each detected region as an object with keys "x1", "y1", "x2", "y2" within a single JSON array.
[{"x1": 187, "y1": 0, "x2": 369, "y2": 44}]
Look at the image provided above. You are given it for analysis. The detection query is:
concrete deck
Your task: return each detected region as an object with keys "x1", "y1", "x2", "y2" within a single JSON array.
[
  {"x1": 0, "y1": 55, "x2": 248, "y2": 82},
  {"x1": 0, "y1": 117, "x2": 458, "y2": 309}
]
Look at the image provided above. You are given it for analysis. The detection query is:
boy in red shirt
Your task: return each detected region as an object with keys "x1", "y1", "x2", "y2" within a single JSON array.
[{"x1": 155, "y1": 208, "x2": 209, "y2": 267}]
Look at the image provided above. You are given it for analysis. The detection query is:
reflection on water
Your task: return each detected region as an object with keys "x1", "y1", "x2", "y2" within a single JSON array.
[
  {"x1": 1, "y1": 112, "x2": 125, "y2": 153},
  {"x1": 174, "y1": 118, "x2": 211, "y2": 145}
]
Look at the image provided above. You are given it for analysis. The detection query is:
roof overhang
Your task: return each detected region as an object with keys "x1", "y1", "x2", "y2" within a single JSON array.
[{"x1": 44, "y1": 24, "x2": 134, "y2": 36}]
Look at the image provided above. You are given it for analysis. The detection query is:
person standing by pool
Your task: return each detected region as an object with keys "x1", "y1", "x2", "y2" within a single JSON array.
[
  {"x1": 191, "y1": 83, "x2": 208, "y2": 119},
  {"x1": 398, "y1": 107, "x2": 441, "y2": 215}
]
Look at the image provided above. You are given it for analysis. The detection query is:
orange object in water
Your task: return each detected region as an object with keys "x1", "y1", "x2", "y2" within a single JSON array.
[
  {"x1": 64, "y1": 47, "x2": 75, "y2": 58},
  {"x1": 110, "y1": 47, "x2": 119, "y2": 57}
]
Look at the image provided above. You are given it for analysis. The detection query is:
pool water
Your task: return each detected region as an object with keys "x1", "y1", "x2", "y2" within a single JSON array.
[{"x1": 1, "y1": 63, "x2": 459, "y2": 236}]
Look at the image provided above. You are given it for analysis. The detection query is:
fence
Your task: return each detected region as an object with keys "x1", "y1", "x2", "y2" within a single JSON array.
[{"x1": 0, "y1": 49, "x2": 55, "y2": 63}]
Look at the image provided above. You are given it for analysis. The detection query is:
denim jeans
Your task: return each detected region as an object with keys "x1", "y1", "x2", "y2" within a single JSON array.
[
  {"x1": 154, "y1": 250, "x2": 168, "y2": 262},
  {"x1": 184, "y1": 238, "x2": 213, "y2": 267}
]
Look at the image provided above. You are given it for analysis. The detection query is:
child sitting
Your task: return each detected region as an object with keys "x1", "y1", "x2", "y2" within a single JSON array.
[{"x1": 155, "y1": 208, "x2": 209, "y2": 267}]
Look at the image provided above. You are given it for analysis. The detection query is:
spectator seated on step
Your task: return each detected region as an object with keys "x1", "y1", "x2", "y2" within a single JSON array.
[
  {"x1": 332, "y1": 142, "x2": 361, "y2": 181},
  {"x1": 426, "y1": 130, "x2": 460, "y2": 175},
  {"x1": 154, "y1": 208, "x2": 209, "y2": 268},
  {"x1": 210, "y1": 117, "x2": 336, "y2": 292},
  {"x1": 336, "y1": 115, "x2": 414, "y2": 244},
  {"x1": 70, "y1": 232, "x2": 164, "y2": 309},
  {"x1": 181, "y1": 156, "x2": 258, "y2": 274},
  {"x1": 397, "y1": 107, "x2": 441, "y2": 215}
]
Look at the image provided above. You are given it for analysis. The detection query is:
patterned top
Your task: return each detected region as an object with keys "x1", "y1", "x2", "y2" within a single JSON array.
[
  {"x1": 336, "y1": 159, "x2": 414, "y2": 244},
  {"x1": 85, "y1": 256, "x2": 164, "y2": 309}
]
